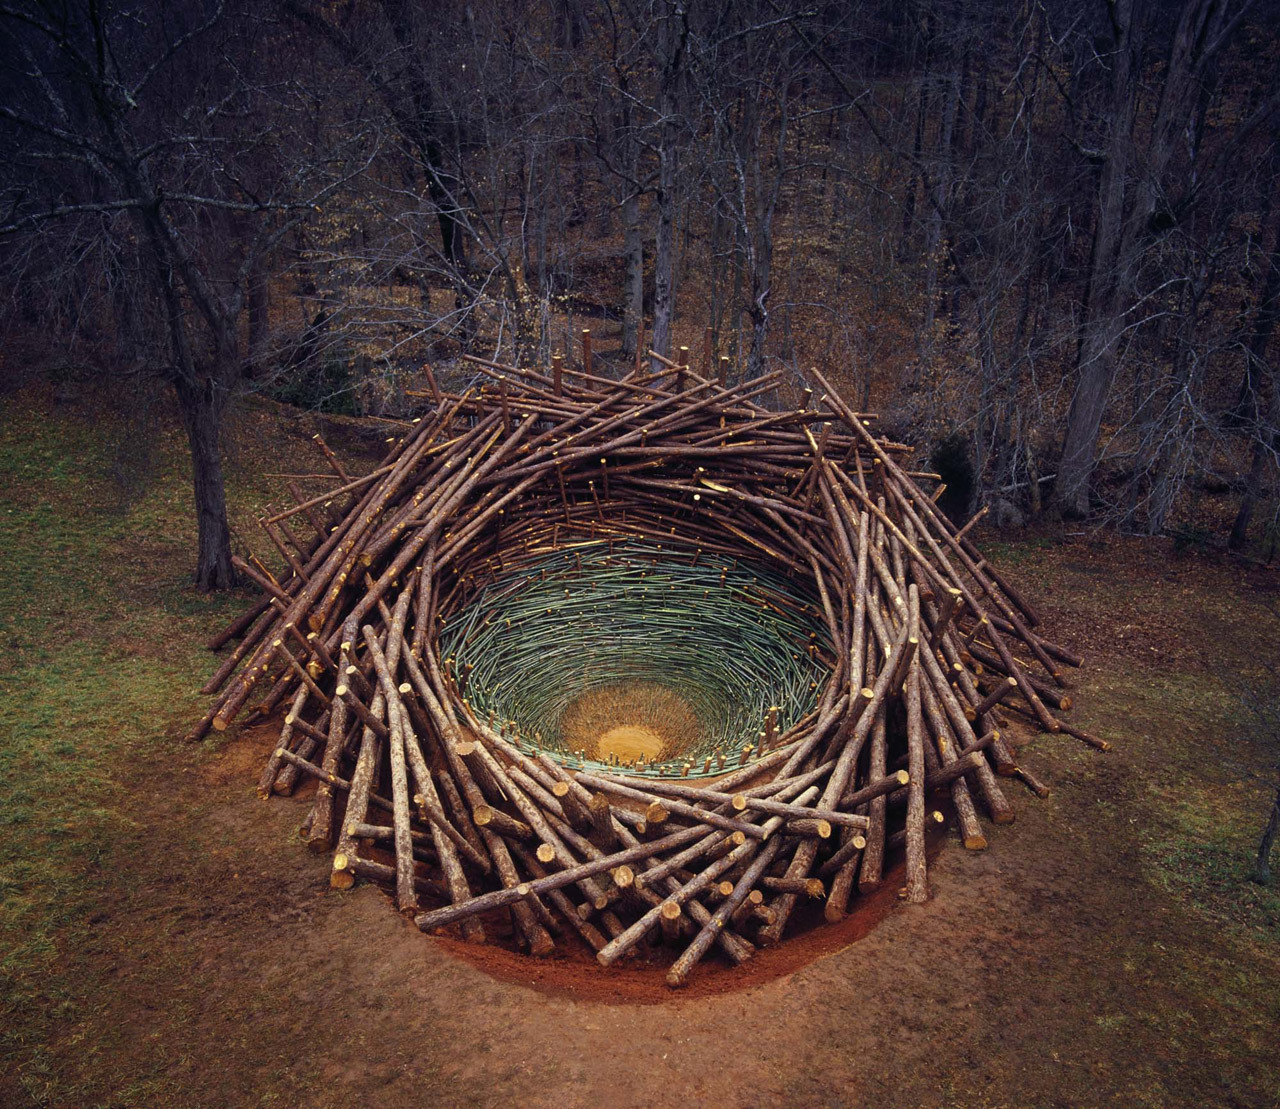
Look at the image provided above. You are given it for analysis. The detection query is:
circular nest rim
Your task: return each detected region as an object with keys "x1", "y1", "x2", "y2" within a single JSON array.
[{"x1": 198, "y1": 356, "x2": 1094, "y2": 988}]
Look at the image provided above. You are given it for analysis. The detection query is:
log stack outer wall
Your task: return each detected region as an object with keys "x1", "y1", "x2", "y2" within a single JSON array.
[{"x1": 195, "y1": 348, "x2": 1101, "y2": 988}]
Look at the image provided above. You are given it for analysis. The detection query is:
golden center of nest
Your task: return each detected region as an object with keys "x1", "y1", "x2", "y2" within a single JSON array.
[{"x1": 560, "y1": 681, "x2": 702, "y2": 764}]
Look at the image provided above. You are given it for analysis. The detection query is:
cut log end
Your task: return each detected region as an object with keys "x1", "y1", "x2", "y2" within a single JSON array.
[
  {"x1": 330, "y1": 854, "x2": 356, "y2": 889},
  {"x1": 645, "y1": 801, "x2": 670, "y2": 824}
]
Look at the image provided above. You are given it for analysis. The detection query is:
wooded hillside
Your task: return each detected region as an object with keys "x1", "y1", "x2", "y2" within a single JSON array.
[{"x1": 2, "y1": 0, "x2": 1278, "y2": 585}]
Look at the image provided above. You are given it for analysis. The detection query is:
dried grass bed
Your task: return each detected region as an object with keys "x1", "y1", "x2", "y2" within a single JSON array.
[{"x1": 561, "y1": 684, "x2": 698, "y2": 764}]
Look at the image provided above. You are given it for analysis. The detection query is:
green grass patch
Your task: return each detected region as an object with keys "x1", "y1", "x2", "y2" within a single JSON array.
[
  {"x1": 1139, "y1": 795, "x2": 1280, "y2": 934},
  {"x1": 0, "y1": 388, "x2": 297, "y2": 1090}
]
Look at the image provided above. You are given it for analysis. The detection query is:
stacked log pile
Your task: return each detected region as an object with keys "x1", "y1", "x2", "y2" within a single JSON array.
[{"x1": 195, "y1": 346, "x2": 1104, "y2": 987}]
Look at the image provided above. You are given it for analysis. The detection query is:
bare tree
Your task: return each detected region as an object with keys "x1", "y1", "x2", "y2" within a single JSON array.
[
  {"x1": 649, "y1": 0, "x2": 689, "y2": 364},
  {"x1": 1238, "y1": 654, "x2": 1280, "y2": 884},
  {"x1": 689, "y1": 2, "x2": 814, "y2": 379},
  {"x1": 1230, "y1": 136, "x2": 1280, "y2": 550},
  {"x1": 0, "y1": 0, "x2": 370, "y2": 588},
  {"x1": 1052, "y1": 0, "x2": 1268, "y2": 517}
]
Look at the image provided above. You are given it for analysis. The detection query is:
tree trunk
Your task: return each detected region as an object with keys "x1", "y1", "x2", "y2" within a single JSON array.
[
  {"x1": 743, "y1": 86, "x2": 780, "y2": 380},
  {"x1": 897, "y1": 77, "x2": 927, "y2": 257},
  {"x1": 1053, "y1": 1, "x2": 1141, "y2": 517},
  {"x1": 246, "y1": 260, "x2": 270, "y2": 379},
  {"x1": 1230, "y1": 347, "x2": 1280, "y2": 549},
  {"x1": 174, "y1": 374, "x2": 236, "y2": 591},
  {"x1": 1253, "y1": 784, "x2": 1280, "y2": 885},
  {"x1": 915, "y1": 63, "x2": 960, "y2": 382},
  {"x1": 1055, "y1": 0, "x2": 1237, "y2": 516},
  {"x1": 1232, "y1": 201, "x2": 1280, "y2": 427},
  {"x1": 650, "y1": 4, "x2": 685, "y2": 365},
  {"x1": 622, "y1": 187, "x2": 644, "y2": 359},
  {"x1": 652, "y1": 142, "x2": 677, "y2": 363},
  {"x1": 745, "y1": 189, "x2": 774, "y2": 379}
]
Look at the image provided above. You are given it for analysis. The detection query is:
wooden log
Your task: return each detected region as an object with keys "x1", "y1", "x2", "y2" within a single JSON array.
[
  {"x1": 604, "y1": 775, "x2": 870, "y2": 831},
  {"x1": 917, "y1": 629, "x2": 1015, "y2": 826},
  {"x1": 967, "y1": 644, "x2": 1072, "y2": 711},
  {"x1": 334, "y1": 855, "x2": 448, "y2": 904},
  {"x1": 464, "y1": 737, "x2": 613, "y2": 910},
  {"x1": 330, "y1": 589, "x2": 414, "y2": 889},
  {"x1": 552, "y1": 780, "x2": 593, "y2": 831},
  {"x1": 728, "y1": 889, "x2": 765, "y2": 930},
  {"x1": 1014, "y1": 765, "x2": 1052, "y2": 798},
  {"x1": 755, "y1": 609, "x2": 912, "y2": 946},
  {"x1": 928, "y1": 588, "x2": 963, "y2": 651},
  {"x1": 784, "y1": 818, "x2": 832, "y2": 839},
  {"x1": 413, "y1": 823, "x2": 712, "y2": 933},
  {"x1": 509, "y1": 842, "x2": 609, "y2": 953},
  {"x1": 576, "y1": 773, "x2": 768, "y2": 840},
  {"x1": 594, "y1": 801, "x2": 799, "y2": 967},
  {"x1": 399, "y1": 709, "x2": 490, "y2": 936},
  {"x1": 666, "y1": 836, "x2": 784, "y2": 988},
  {"x1": 903, "y1": 587, "x2": 928, "y2": 903},
  {"x1": 762, "y1": 876, "x2": 825, "y2": 897},
  {"x1": 848, "y1": 668, "x2": 888, "y2": 904},
  {"x1": 472, "y1": 804, "x2": 534, "y2": 840},
  {"x1": 587, "y1": 791, "x2": 620, "y2": 849},
  {"x1": 814, "y1": 830, "x2": 869, "y2": 878},
  {"x1": 840, "y1": 768, "x2": 911, "y2": 810},
  {"x1": 257, "y1": 685, "x2": 310, "y2": 799},
  {"x1": 928, "y1": 614, "x2": 1019, "y2": 774},
  {"x1": 337, "y1": 684, "x2": 390, "y2": 739},
  {"x1": 658, "y1": 899, "x2": 682, "y2": 945},
  {"x1": 971, "y1": 676, "x2": 1018, "y2": 718},
  {"x1": 307, "y1": 624, "x2": 356, "y2": 850},
  {"x1": 359, "y1": 627, "x2": 417, "y2": 913}
]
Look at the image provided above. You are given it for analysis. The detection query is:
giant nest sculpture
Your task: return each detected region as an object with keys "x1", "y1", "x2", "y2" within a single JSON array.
[{"x1": 194, "y1": 349, "x2": 1103, "y2": 988}]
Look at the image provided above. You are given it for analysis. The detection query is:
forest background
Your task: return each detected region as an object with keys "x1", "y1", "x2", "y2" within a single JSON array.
[{"x1": 2, "y1": 0, "x2": 1279, "y2": 589}]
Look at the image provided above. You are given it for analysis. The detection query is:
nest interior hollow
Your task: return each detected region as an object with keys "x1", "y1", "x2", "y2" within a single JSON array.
[{"x1": 441, "y1": 539, "x2": 830, "y2": 777}]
